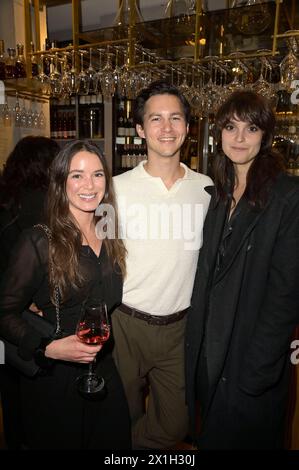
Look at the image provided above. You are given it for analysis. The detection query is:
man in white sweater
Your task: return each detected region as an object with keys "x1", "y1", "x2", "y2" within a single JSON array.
[{"x1": 112, "y1": 80, "x2": 212, "y2": 449}]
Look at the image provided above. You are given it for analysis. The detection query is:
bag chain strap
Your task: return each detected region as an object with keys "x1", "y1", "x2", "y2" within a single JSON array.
[{"x1": 34, "y1": 224, "x2": 62, "y2": 338}]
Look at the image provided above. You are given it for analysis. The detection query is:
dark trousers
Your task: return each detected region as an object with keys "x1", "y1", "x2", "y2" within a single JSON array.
[{"x1": 112, "y1": 308, "x2": 189, "y2": 449}]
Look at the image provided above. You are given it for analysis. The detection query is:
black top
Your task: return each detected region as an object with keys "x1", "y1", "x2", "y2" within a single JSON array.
[
  {"x1": 214, "y1": 197, "x2": 243, "y2": 275},
  {"x1": 0, "y1": 226, "x2": 122, "y2": 357}
]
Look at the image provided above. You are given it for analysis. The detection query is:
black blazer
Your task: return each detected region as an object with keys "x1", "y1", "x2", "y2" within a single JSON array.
[{"x1": 185, "y1": 173, "x2": 299, "y2": 432}]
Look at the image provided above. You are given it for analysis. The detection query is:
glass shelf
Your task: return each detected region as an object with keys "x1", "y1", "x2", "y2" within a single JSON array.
[
  {"x1": 4, "y1": 1, "x2": 298, "y2": 97},
  {"x1": 3, "y1": 78, "x2": 50, "y2": 101},
  {"x1": 77, "y1": 3, "x2": 292, "y2": 60}
]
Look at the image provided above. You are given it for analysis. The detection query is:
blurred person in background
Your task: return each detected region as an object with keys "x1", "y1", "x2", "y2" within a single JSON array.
[{"x1": 0, "y1": 136, "x2": 59, "y2": 449}]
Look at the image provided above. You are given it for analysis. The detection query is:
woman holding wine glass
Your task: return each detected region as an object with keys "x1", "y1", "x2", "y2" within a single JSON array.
[{"x1": 0, "y1": 140, "x2": 131, "y2": 450}]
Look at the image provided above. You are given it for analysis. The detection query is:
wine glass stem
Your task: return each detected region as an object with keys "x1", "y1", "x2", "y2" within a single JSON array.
[
  {"x1": 86, "y1": 361, "x2": 94, "y2": 392},
  {"x1": 88, "y1": 357, "x2": 98, "y2": 377}
]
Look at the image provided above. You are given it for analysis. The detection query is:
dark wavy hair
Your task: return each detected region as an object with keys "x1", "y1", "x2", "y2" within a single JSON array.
[
  {"x1": 0, "y1": 136, "x2": 59, "y2": 210},
  {"x1": 133, "y1": 79, "x2": 191, "y2": 126},
  {"x1": 213, "y1": 90, "x2": 285, "y2": 208},
  {"x1": 46, "y1": 140, "x2": 126, "y2": 301}
]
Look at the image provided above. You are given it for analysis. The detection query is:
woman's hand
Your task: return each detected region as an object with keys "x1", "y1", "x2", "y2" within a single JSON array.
[
  {"x1": 29, "y1": 302, "x2": 43, "y2": 317},
  {"x1": 44, "y1": 335, "x2": 102, "y2": 363}
]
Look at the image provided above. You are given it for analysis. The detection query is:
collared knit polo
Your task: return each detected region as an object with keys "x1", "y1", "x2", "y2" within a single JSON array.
[{"x1": 113, "y1": 161, "x2": 212, "y2": 316}]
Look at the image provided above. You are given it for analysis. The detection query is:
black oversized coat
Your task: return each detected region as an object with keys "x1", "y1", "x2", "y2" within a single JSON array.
[{"x1": 185, "y1": 173, "x2": 299, "y2": 449}]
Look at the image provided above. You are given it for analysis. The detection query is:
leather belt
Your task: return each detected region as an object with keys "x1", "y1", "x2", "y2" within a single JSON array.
[{"x1": 118, "y1": 303, "x2": 187, "y2": 326}]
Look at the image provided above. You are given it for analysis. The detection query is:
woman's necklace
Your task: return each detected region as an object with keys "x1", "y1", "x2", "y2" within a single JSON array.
[
  {"x1": 82, "y1": 226, "x2": 101, "y2": 257},
  {"x1": 82, "y1": 230, "x2": 92, "y2": 246}
]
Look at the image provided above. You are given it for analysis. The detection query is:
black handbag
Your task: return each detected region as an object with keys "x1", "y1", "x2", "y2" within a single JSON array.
[
  {"x1": 3, "y1": 309, "x2": 57, "y2": 377},
  {"x1": 1, "y1": 224, "x2": 62, "y2": 377}
]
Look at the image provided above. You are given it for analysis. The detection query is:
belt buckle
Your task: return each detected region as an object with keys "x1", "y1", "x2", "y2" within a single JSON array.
[{"x1": 147, "y1": 315, "x2": 156, "y2": 325}]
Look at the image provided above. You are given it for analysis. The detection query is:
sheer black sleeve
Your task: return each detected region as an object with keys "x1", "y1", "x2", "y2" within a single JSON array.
[{"x1": 0, "y1": 228, "x2": 48, "y2": 359}]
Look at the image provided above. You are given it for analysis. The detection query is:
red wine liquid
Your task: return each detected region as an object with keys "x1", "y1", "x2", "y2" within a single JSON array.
[{"x1": 78, "y1": 324, "x2": 110, "y2": 345}]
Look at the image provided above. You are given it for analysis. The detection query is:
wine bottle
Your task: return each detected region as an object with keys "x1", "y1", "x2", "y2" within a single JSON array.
[
  {"x1": 117, "y1": 102, "x2": 125, "y2": 137},
  {"x1": 5, "y1": 48, "x2": 16, "y2": 78},
  {"x1": 30, "y1": 42, "x2": 38, "y2": 77},
  {"x1": 128, "y1": 113, "x2": 136, "y2": 138},
  {"x1": 15, "y1": 44, "x2": 26, "y2": 78},
  {"x1": 51, "y1": 110, "x2": 58, "y2": 139},
  {"x1": 0, "y1": 40, "x2": 6, "y2": 79}
]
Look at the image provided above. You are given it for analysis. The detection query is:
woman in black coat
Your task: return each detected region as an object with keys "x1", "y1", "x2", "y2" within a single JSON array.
[{"x1": 185, "y1": 91, "x2": 299, "y2": 449}]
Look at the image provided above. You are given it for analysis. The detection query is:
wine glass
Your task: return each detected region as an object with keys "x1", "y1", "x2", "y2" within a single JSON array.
[
  {"x1": 280, "y1": 32, "x2": 299, "y2": 93},
  {"x1": 100, "y1": 49, "x2": 116, "y2": 100},
  {"x1": 1, "y1": 99, "x2": 12, "y2": 127},
  {"x1": 86, "y1": 48, "x2": 98, "y2": 95},
  {"x1": 77, "y1": 50, "x2": 90, "y2": 95},
  {"x1": 36, "y1": 54, "x2": 50, "y2": 94},
  {"x1": 49, "y1": 53, "x2": 62, "y2": 97},
  {"x1": 76, "y1": 301, "x2": 110, "y2": 395},
  {"x1": 13, "y1": 92, "x2": 21, "y2": 127}
]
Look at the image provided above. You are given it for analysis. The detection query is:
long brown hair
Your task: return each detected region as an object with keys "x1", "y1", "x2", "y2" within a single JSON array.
[
  {"x1": 213, "y1": 90, "x2": 285, "y2": 208},
  {"x1": 46, "y1": 140, "x2": 126, "y2": 301}
]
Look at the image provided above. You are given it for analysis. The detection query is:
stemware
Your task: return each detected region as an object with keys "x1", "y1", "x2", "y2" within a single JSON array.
[
  {"x1": 188, "y1": 66, "x2": 205, "y2": 116},
  {"x1": 76, "y1": 301, "x2": 110, "y2": 395},
  {"x1": 100, "y1": 50, "x2": 116, "y2": 100},
  {"x1": 223, "y1": 52, "x2": 246, "y2": 98},
  {"x1": 135, "y1": 48, "x2": 154, "y2": 95},
  {"x1": 86, "y1": 48, "x2": 98, "y2": 95},
  {"x1": 19, "y1": 99, "x2": 28, "y2": 128},
  {"x1": 26, "y1": 103, "x2": 33, "y2": 128},
  {"x1": 113, "y1": 46, "x2": 124, "y2": 95},
  {"x1": 252, "y1": 53, "x2": 278, "y2": 108},
  {"x1": 32, "y1": 106, "x2": 40, "y2": 129},
  {"x1": 93, "y1": 48, "x2": 105, "y2": 95},
  {"x1": 2, "y1": 99, "x2": 12, "y2": 127},
  {"x1": 178, "y1": 60, "x2": 191, "y2": 99},
  {"x1": 38, "y1": 107, "x2": 46, "y2": 129},
  {"x1": 113, "y1": 0, "x2": 144, "y2": 27},
  {"x1": 280, "y1": 32, "x2": 299, "y2": 93},
  {"x1": 13, "y1": 92, "x2": 22, "y2": 127},
  {"x1": 77, "y1": 50, "x2": 90, "y2": 95},
  {"x1": 36, "y1": 54, "x2": 50, "y2": 94},
  {"x1": 201, "y1": 56, "x2": 221, "y2": 115},
  {"x1": 64, "y1": 50, "x2": 79, "y2": 96},
  {"x1": 49, "y1": 53, "x2": 62, "y2": 97}
]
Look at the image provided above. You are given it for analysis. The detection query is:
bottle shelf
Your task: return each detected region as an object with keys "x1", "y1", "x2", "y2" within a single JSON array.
[{"x1": 50, "y1": 94, "x2": 104, "y2": 141}]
